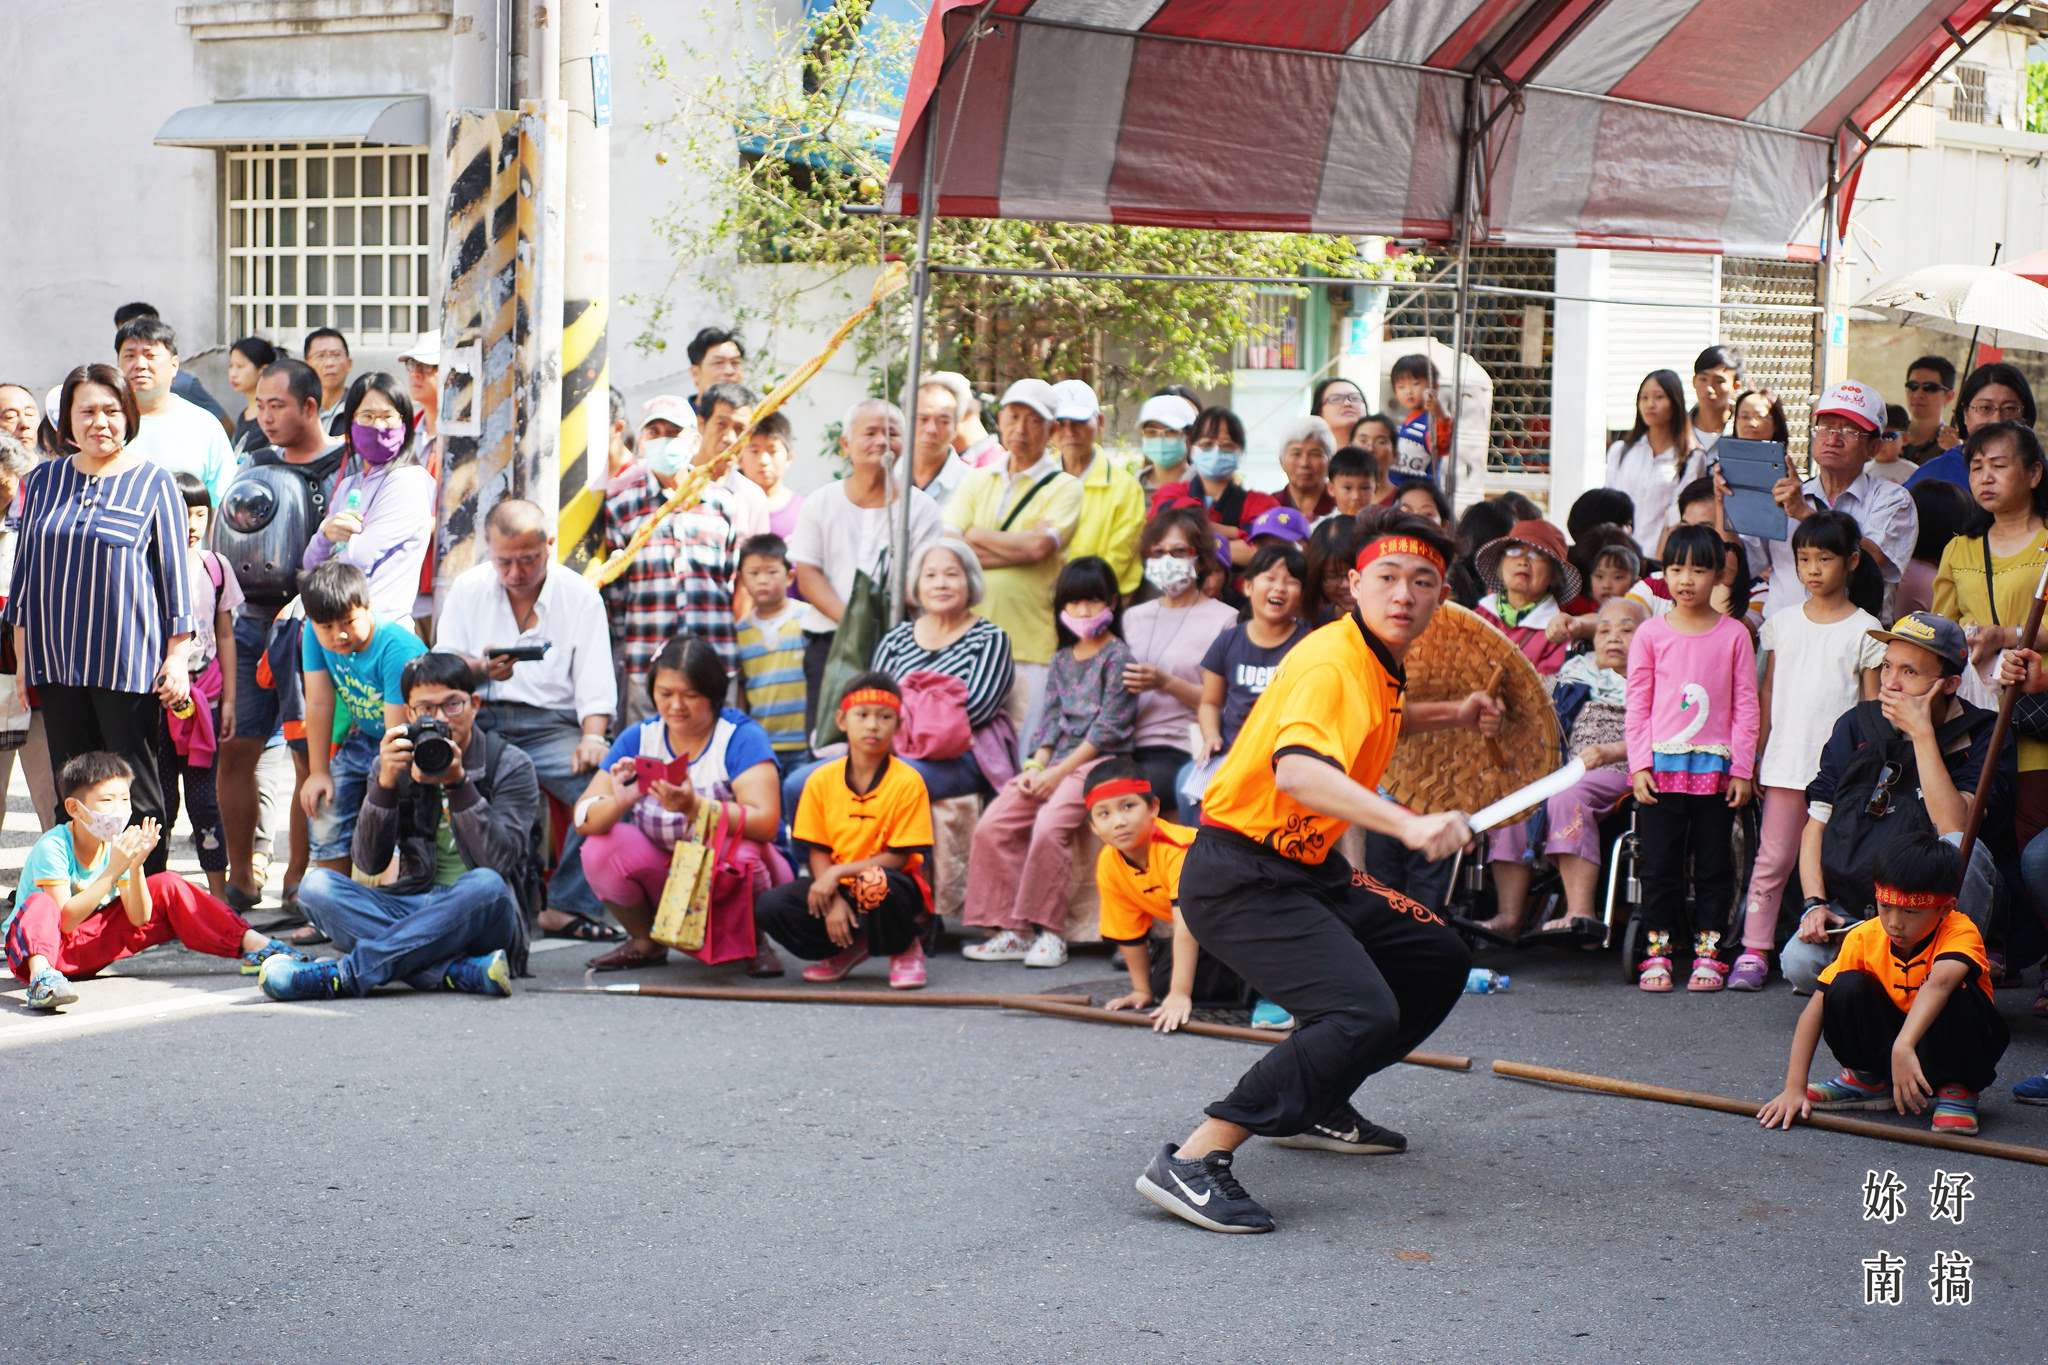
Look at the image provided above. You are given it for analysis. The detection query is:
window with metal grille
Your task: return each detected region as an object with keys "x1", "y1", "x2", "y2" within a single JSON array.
[
  {"x1": 1231, "y1": 290, "x2": 1307, "y2": 371},
  {"x1": 224, "y1": 143, "x2": 433, "y2": 348},
  {"x1": 1952, "y1": 64, "x2": 1989, "y2": 125}
]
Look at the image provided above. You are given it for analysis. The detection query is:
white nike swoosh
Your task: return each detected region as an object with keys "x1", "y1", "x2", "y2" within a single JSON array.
[{"x1": 1169, "y1": 1169, "x2": 1212, "y2": 1207}]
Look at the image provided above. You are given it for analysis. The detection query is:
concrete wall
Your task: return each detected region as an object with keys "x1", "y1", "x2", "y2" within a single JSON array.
[{"x1": 0, "y1": 0, "x2": 870, "y2": 495}]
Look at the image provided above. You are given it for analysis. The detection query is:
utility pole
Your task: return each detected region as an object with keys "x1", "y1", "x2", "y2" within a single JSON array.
[{"x1": 555, "y1": 0, "x2": 612, "y2": 566}]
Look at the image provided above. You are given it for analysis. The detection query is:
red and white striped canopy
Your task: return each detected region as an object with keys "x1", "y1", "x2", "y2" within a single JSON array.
[{"x1": 885, "y1": 0, "x2": 1996, "y2": 259}]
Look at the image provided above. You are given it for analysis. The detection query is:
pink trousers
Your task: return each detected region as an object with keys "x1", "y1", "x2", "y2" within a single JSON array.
[
  {"x1": 6, "y1": 876, "x2": 250, "y2": 982},
  {"x1": 962, "y1": 759, "x2": 1105, "y2": 936},
  {"x1": 1741, "y1": 786, "x2": 1807, "y2": 953},
  {"x1": 580, "y1": 821, "x2": 791, "y2": 912}
]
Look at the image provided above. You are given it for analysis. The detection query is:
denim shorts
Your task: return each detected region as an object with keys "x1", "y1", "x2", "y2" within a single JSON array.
[{"x1": 309, "y1": 729, "x2": 381, "y2": 862}]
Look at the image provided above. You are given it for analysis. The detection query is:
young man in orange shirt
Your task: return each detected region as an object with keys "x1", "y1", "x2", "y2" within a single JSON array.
[{"x1": 1135, "y1": 510, "x2": 1502, "y2": 1234}]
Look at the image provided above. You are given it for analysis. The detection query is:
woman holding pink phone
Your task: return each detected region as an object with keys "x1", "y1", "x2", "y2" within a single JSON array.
[{"x1": 572, "y1": 634, "x2": 790, "y2": 975}]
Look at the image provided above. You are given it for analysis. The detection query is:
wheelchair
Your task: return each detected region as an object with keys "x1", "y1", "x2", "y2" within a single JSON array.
[{"x1": 1446, "y1": 793, "x2": 1757, "y2": 979}]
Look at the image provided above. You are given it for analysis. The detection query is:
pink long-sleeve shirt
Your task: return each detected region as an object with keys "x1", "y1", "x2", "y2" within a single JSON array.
[{"x1": 1624, "y1": 613, "x2": 1759, "y2": 795}]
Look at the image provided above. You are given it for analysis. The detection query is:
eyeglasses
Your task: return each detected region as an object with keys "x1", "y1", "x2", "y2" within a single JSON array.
[
  {"x1": 409, "y1": 696, "x2": 472, "y2": 720},
  {"x1": 1865, "y1": 761, "x2": 1900, "y2": 819},
  {"x1": 1321, "y1": 391, "x2": 1365, "y2": 408},
  {"x1": 1966, "y1": 400, "x2": 2026, "y2": 421},
  {"x1": 1902, "y1": 381, "x2": 1949, "y2": 394},
  {"x1": 1500, "y1": 545, "x2": 1540, "y2": 559},
  {"x1": 1149, "y1": 546, "x2": 1199, "y2": 560}
]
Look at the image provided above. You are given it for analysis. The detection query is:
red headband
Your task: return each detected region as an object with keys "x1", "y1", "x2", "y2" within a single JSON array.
[
  {"x1": 1874, "y1": 884, "x2": 1954, "y2": 910},
  {"x1": 1086, "y1": 777, "x2": 1153, "y2": 805},
  {"x1": 837, "y1": 688, "x2": 902, "y2": 716},
  {"x1": 1355, "y1": 534, "x2": 1447, "y2": 577}
]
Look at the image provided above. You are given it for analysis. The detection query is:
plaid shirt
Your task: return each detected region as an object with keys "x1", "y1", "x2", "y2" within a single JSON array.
[{"x1": 601, "y1": 467, "x2": 741, "y2": 680}]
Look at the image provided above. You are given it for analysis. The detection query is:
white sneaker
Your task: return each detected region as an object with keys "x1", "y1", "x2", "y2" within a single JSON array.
[
  {"x1": 963, "y1": 929, "x2": 1031, "y2": 962},
  {"x1": 1023, "y1": 930, "x2": 1068, "y2": 968}
]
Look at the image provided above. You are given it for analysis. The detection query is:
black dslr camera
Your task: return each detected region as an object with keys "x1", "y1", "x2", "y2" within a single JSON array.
[{"x1": 406, "y1": 718, "x2": 458, "y2": 776}]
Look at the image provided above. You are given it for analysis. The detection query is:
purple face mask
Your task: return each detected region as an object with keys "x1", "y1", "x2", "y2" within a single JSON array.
[{"x1": 351, "y1": 420, "x2": 407, "y2": 466}]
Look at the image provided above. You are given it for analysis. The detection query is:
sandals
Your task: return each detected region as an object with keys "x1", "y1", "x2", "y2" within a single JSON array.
[
  {"x1": 587, "y1": 941, "x2": 669, "y2": 972},
  {"x1": 1637, "y1": 930, "x2": 1673, "y2": 992},
  {"x1": 541, "y1": 911, "x2": 625, "y2": 943},
  {"x1": 1688, "y1": 932, "x2": 1729, "y2": 993}
]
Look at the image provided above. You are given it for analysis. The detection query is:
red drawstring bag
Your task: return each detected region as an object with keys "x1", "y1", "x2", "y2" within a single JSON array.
[{"x1": 893, "y1": 670, "x2": 971, "y2": 761}]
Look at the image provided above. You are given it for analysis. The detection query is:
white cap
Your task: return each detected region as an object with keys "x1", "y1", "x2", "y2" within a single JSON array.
[
  {"x1": 999, "y1": 378, "x2": 1057, "y2": 422},
  {"x1": 639, "y1": 393, "x2": 696, "y2": 433},
  {"x1": 1813, "y1": 379, "x2": 1886, "y2": 433},
  {"x1": 397, "y1": 330, "x2": 440, "y2": 367},
  {"x1": 1050, "y1": 378, "x2": 1099, "y2": 423},
  {"x1": 1137, "y1": 394, "x2": 1198, "y2": 431}
]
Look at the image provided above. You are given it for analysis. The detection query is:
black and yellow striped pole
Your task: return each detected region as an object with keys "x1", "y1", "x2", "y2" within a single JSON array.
[{"x1": 556, "y1": 0, "x2": 612, "y2": 569}]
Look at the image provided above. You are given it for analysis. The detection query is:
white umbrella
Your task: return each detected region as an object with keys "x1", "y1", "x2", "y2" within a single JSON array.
[{"x1": 1856, "y1": 263, "x2": 2048, "y2": 353}]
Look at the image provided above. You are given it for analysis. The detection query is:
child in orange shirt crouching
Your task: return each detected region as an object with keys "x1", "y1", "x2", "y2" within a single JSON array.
[
  {"x1": 1758, "y1": 834, "x2": 2008, "y2": 1136},
  {"x1": 1088, "y1": 758, "x2": 1250, "y2": 1032},
  {"x1": 755, "y1": 672, "x2": 935, "y2": 989}
]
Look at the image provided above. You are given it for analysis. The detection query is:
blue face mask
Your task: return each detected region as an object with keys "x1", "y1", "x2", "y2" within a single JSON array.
[
  {"x1": 1141, "y1": 434, "x2": 1186, "y2": 468},
  {"x1": 642, "y1": 436, "x2": 687, "y2": 478},
  {"x1": 1189, "y1": 443, "x2": 1239, "y2": 481}
]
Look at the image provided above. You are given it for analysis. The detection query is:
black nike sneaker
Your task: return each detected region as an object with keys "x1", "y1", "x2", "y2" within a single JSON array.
[
  {"x1": 1269, "y1": 1103, "x2": 1407, "y2": 1155},
  {"x1": 1135, "y1": 1143, "x2": 1276, "y2": 1234}
]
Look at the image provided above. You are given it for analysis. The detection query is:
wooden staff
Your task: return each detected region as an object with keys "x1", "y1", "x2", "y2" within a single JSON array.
[
  {"x1": 1958, "y1": 560, "x2": 2048, "y2": 867},
  {"x1": 1493, "y1": 1059, "x2": 2048, "y2": 1169},
  {"x1": 587, "y1": 261, "x2": 908, "y2": 589},
  {"x1": 550, "y1": 981, "x2": 1473, "y2": 1073},
  {"x1": 1481, "y1": 660, "x2": 1506, "y2": 768}
]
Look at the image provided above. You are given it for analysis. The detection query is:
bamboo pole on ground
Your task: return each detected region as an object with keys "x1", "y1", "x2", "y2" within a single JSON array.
[{"x1": 1492, "y1": 1059, "x2": 2048, "y2": 1169}]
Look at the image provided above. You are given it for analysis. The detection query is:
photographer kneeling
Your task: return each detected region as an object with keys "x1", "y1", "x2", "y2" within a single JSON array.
[{"x1": 261, "y1": 652, "x2": 538, "y2": 1001}]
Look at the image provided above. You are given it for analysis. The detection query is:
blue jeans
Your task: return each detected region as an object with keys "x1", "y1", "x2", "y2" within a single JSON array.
[
  {"x1": 297, "y1": 866, "x2": 520, "y2": 994},
  {"x1": 477, "y1": 703, "x2": 600, "y2": 918},
  {"x1": 310, "y1": 730, "x2": 380, "y2": 861},
  {"x1": 780, "y1": 751, "x2": 984, "y2": 834}
]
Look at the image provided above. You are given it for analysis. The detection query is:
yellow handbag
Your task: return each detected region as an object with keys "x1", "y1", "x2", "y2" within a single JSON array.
[{"x1": 650, "y1": 802, "x2": 720, "y2": 951}]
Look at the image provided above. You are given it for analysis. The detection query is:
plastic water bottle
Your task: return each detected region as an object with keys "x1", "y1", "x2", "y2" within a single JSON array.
[
  {"x1": 1464, "y1": 967, "x2": 1510, "y2": 994},
  {"x1": 344, "y1": 489, "x2": 363, "y2": 515}
]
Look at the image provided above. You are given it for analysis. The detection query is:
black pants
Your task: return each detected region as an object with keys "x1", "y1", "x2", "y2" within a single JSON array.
[
  {"x1": 1822, "y1": 969, "x2": 2009, "y2": 1093},
  {"x1": 156, "y1": 716, "x2": 226, "y2": 873},
  {"x1": 801, "y1": 630, "x2": 836, "y2": 742},
  {"x1": 1363, "y1": 830, "x2": 1455, "y2": 914},
  {"x1": 756, "y1": 867, "x2": 926, "y2": 959},
  {"x1": 40, "y1": 683, "x2": 171, "y2": 876},
  {"x1": 1179, "y1": 828, "x2": 1470, "y2": 1136},
  {"x1": 1132, "y1": 744, "x2": 1191, "y2": 821},
  {"x1": 1108, "y1": 931, "x2": 1250, "y2": 1006},
  {"x1": 1635, "y1": 791, "x2": 1736, "y2": 944}
]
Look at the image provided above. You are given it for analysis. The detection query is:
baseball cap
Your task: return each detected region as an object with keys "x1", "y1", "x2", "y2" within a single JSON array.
[
  {"x1": 1051, "y1": 379, "x2": 1100, "y2": 423},
  {"x1": 1248, "y1": 506, "x2": 1311, "y2": 544},
  {"x1": 1137, "y1": 394, "x2": 1198, "y2": 431},
  {"x1": 396, "y1": 330, "x2": 441, "y2": 368},
  {"x1": 999, "y1": 379, "x2": 1057, "y2": 422},
  {"x1": 639, "y1": 394, "x2": 695, "y2": 433},
  {"x1": 1813, "y1": 380, "x2": 1886, "y2": 433},
  {"x1": 1867, "y1": 610, "x2": 1967, "y2": 671}
]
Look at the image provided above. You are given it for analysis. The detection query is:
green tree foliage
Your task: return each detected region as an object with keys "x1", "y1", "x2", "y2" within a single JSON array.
[{"x1": 630, "y1": 0, "x2": 1417, "y2": 399}]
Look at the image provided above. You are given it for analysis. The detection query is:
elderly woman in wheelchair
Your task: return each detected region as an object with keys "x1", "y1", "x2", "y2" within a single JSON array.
[{"x1": 1473, "y1": 597, "x2": 1645, "y2": 941}]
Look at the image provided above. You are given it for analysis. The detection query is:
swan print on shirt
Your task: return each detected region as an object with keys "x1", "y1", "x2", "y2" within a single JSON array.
[{"x1": 1649, "y1": 680, "x2": 1734, "y2": 795}]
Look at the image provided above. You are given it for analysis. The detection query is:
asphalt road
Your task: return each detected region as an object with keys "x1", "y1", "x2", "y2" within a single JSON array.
[{"x1": 3, "y1": 788, "x2": 2044, "y2": 1362}]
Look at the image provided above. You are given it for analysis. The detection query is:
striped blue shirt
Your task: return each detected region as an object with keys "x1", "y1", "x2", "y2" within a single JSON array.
[{"x1": 3, "y1": 456, "x2": 196, "y2": 693}]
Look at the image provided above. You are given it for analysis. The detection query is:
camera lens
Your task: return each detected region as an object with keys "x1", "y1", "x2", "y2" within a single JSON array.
[{"x1": 409, "y1": 720, "x2": 456, "y2": 775}]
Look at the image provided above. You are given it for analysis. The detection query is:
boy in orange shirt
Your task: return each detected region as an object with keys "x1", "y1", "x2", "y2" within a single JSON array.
[
  {"x1": 754, "y1": 671, "x2": 934, "y2": 989},
  {"x1": 1088, "y1": 759, "x2": 1247, "y2": 1033},
  {"x1": 1759, "y1": 834, "x2": 2008, "y2": 1136}
]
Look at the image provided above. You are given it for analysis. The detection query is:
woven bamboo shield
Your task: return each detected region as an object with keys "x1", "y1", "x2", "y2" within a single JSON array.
[{"x1": 1382, "y1": 602, "x2": 1560, "y2": 819}]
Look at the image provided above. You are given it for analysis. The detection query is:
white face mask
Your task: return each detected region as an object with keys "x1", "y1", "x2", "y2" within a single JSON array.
[
  {"x1": 1144, "y1": 554, "x2": 1198, "y2": 596},
  {"x1": 72, "y1": 802, "x2": 131, "y2": 843}
]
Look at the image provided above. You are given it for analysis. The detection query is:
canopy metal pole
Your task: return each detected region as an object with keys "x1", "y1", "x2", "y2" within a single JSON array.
[
  {"x1": 1815, "y1": 140, "x2": 1837, "y2": 397},
  {"x1": 926, "y1": 264, "x2": 1820, "y2": 314},
  {"x1": 894, "y1": 73, "x2": 940, "y2": 630},
  {"x1": 1445, "y1": 78, "x2": 1480, "y2": 508}
]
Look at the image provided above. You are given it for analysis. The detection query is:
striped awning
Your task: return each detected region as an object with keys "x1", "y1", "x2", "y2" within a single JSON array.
[{"x1": 884, "y1": 0, "x2": 1997, "y2": 260}]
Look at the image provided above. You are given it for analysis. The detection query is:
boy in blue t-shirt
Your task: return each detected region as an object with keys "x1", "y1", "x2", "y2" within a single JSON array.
[
  {"x1": 297, "y1": 560, "x2": 427, "y2": 875},
  {"x1": 5, "y1": 751, "x2": 304, "y2": 1009}
]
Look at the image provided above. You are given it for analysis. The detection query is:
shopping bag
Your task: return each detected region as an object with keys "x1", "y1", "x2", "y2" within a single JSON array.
[
  {"x1": 651, "y1": 802, "x2": 718, "y2": 951},
  {"x1": 809, "y1": 558, "x2": 890, "y2": 750}
]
